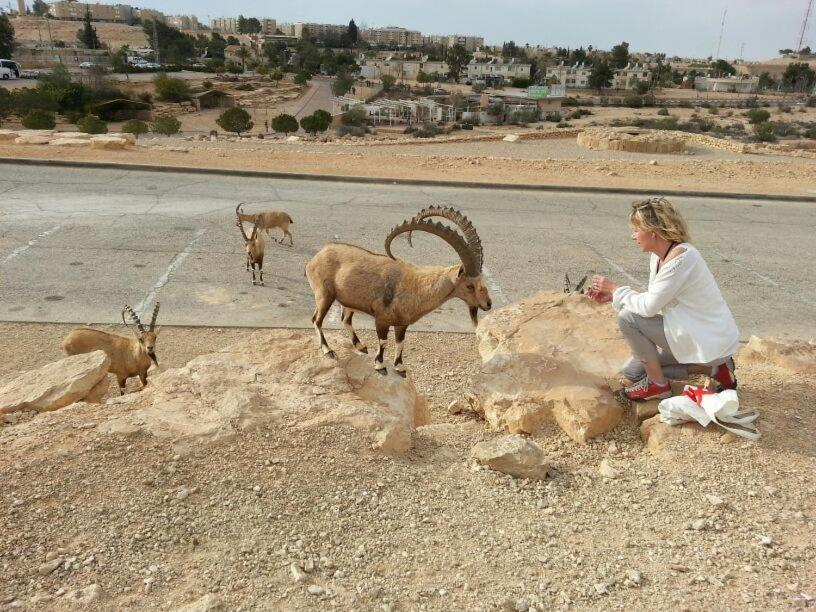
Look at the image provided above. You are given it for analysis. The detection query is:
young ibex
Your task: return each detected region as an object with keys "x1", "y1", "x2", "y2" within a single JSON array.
[
  {"x1": 236, "y1": 204, "x2": 265, "y2": 285},
  {"x1": 61, "y1": 303, "x2": 160, "y2": 395},
  {"x1": 305, "y1": 206, "x2": 491, "y2": 376},
  {"x1": 236, "y1": 203, "x2": 294, "y2": 246}
]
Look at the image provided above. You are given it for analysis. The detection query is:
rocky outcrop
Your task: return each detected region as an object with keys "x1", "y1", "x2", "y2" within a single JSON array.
[
  {"x1": 577, "y1": 128, "x2": 686, "y2": 154},
  {"x1": 100, "y1": 331, "x2": 429, "y2": 453},
  {"x1": 90, "y1": 136, "x2": 130, "y2": 150},
  {"x1": 739, "y1": 336, "x2": 816, "y2": 376},
  {"x1": 471, "y1": 434, "x2": 550, "y2": 480},
  {"x1": 0, "y1": 351, "x2": 110, "y2": 414},
  {"x1": 470, "y1": 292, "x2": 629, "y2": 443},
  {"x1": 4, "y1": 130, "x2": 134, "y2": 148}
]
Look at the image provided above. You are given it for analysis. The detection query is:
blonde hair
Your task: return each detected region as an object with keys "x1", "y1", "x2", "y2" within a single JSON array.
[{"x1": 629, "y1": 197, "x2": 691, "y2": 243}]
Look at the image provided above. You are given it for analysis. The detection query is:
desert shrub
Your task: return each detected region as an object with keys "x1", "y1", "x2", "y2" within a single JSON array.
[
  {"x1": 771, "y1": 121, "x2": 798, "y2": 137},
  {"x1": 566, "y1": 108, "x2": 592, "y2": 120},
  {"x1": 556, "y1": 121, "x2": 571, "y2": 128},
  {"x1": 340, "y1": 107, "x2": 367, "y2": 127},
  {"x1": 403, "y1": 125, "x2": 417, "y2": 134},
  {"x1": 412, "y1": 122, "x2": 441, "y2": 138},
  {"x1": 76, "y1": 114, "x2": 107, "y2": 134},
  {"x1": 151, "y1": 116, "x2": 181, "y2": 135},
  {"x1": 696, "y1": 119, "x2": 714, "y2": 132},
  {"x1": 730, "y1": 122, "x2": 745, "y2": 131},
  {"x1": 294, "y1": 71, "x2": 311, "y2": 85},
  {"x1": 677, "y1": 100, "x2": 693, "y2": 108},
  {"x1": 509, "y1": 107, "x2": 540, "y2": 124},
  {"x1": 153, "y1": 73, "x2": 191, "y2": 102},
  {"x1": 121, "y1": 119, "x2": 148, "y2": 138},
  {"x1": 234, "y1": 83, "x2": 254, "y2": 91},
  {"x1": 708, "y1": 105, "x2": 719, "y2": 114},
  {"x1": 746, "y1": 108, "x2": 770, "y2": 124},
  {"x1": 216, "y1": 107, "x2": 254, "y2": 135},
  {"x1": 202, "y1": 79, "x2": 213, "y2": 90},
  {"x1": 270, "y1": 113, "x2": 298, "y2": 134},
  {"x1": 804, "y1": 126, "x2": 816, "y2": 139},
  {"x1": 657, "y1": 107, "x2": 670, "y2": 116},
  {"x1": 225, "y1": 60, "x2": 242, "y2": 74},
  {"x1": 22, "y1": 109, "x2": 56, "y2": 129},
  {"x1": 336, "y1": 125, "x2": 368, "y2": 137},
  {"x1": 544, "y1": 110, "x2": 562, "y2": 122},
  {"x1": 63, "y1": 110, "x2": 83, "y2": 123},
  {"x1": 753, "y1": 122, "x2": 775, "y2": 142},
  {"x1": 137, "y1": 91, "x2": 153, "y2": 104},
  {"x1": 624, "y1": 94, "x2": 643, "y2": 108},
  {"x1": 777, "y1": 104, "x2": 792, "y2": 113},
  {"x1": 698, "y1": 101, "x2": 711, "y2": 109},
  {"x1": 471, "y1": 83, "x2": 486, "y2": 93}
]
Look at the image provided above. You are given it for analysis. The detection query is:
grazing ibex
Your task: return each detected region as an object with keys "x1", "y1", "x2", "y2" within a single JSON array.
[
  {"x1": 236, "y1": 203, "x2": 294, "y2": 246},
  {"x1": 305, "y1": 206, "x2": 491, "y2": 376},
  {"x1": 236, "y1": 204, "x2": 265, "y2": 286},
  {"x1": 61, "y1": 303, "x2": 160, "y2": 395}
]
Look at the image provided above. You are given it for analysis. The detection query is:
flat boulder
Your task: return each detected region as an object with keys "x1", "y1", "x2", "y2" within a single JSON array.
[
  {"x1": 0, "y1": 129, "x2": 20, "y2": 141},
  {"x1": 0, "y1": 351, "x2": 110, "y2": 414},
  {"x1": 100, "y1": 331, "x2": 429, "y2": 453},
  {"x1": 471, "y1": 292, "x2": 629, "y2": 443},
  {"x1": 14, "y1": 134, "x2": 52, "y2": 145},
  {"x1": 49, "y1": 138, "x2": 91, "y2": 147},
  {"x1": 90, "y1": 136, "x2": 129, "y2": 150},
  {"x1": 471, "y1": 434, "x2": 550, "y2": 480},
  {"x1": 739, "y1": 336, "x2": 816, "y2": 376}
]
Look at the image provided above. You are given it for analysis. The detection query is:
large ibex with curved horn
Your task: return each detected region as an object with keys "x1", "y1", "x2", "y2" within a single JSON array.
[
  {"x1": 305, "y1": 206, "x2": 491, "y2": 375},
  {"x1": 61, "y1": 303, "x2": 161, "y2": 395},
  {"x1": 236, "y1": 204, "x2": 265, "y2": 286}
]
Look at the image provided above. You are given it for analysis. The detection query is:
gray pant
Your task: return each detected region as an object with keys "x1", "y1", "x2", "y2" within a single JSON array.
[{"x1": 617, "y1": 309, "x2": 727, "y2": 382}]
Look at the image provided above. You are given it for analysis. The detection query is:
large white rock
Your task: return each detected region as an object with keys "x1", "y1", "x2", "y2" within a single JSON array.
[
  {"x1": 739, "y1": 336, "x2": 816, "y2": 376},
  {"x1": 471, "y1": 292, "x2": 629, "y2": 443},
  {"x1": 0, "y1": 351, "x2": 111, "y2": 414},
  {"x1": 108, "y1": 132, "x2": 137, "y2": 145},
  {"x1": 49, "y1": 138, "x2": 91, "y2": 147},
  {"x1": 0, "y1": 129, "x2": 20, "y2": 141},
  {"x1": 100, "y1": 331, "x2": 430, "y2": 453},
  {"x1": 14, "y1": 134, "x2": 52, "y2": 145},
  {"x1": 471, "y1": 434, "x2": 550, "y2": 480},
  {"x1": 90, "y1": 136, "x2": 129, "y2": 150}
]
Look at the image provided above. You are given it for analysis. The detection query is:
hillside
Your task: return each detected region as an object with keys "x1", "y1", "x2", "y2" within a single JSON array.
[{"x1": 10, "y1": 16, "x2": 148, "y2": 49}]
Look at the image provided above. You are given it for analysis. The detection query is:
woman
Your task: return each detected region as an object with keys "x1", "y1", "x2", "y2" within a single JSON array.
[{"x1": 587, "y1": 197, "x2": 739, "y2": 402}]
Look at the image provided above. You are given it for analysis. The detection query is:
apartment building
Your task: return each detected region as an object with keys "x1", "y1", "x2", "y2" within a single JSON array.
[
  {"x1": 613, "y1": 62, "x2": 652, "y2": 89},
  {"x1": 167, "y1": 15, "x2": 202, "y2": 31},
  {"x1": 362, "y1": 27, "x2": 423, "y2": 48},
  {"x1": 49, "y1": 1, "x2": 134, "y2": 22},
  {"x1": 360, "y1": 56, "x2": 448, "y2": 80},
  {"x1": 211, "y1": 18, "x2": 239, "y2": 33},
  {"x1": 465, "y1": 57, "x2": 532, "y2": 82},
  {"x1": 260, "y1": 19, "x2": 277, "y2": 35},
  {"x1": 424, "y1": 34, "x2": 484, "y2": 52},
  {"x1": 544, "y1": 62, "x2": 592, "y2": 88}
]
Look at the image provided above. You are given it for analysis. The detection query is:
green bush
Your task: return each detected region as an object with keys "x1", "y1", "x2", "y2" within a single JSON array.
[
  {"x1": 299, "y1": 110, "x2": 331, "y2": 135},
  {"x1": 804, "y1": 126, "x2": 816, "y2": 139},
  {"x1": 412, "y1": 123, "x2": 441, "y2": 138},
  {"x1": 121, "y1": 119, "x2": 149, "y2": 138},
  {"x1": 747, "y1": 108, "x2": 770, "y2": 124},
  {"x1": 76, "y1": 114, "x2": 107, "y2": 134},
  {"x1": 270, "y1": 113, "x2": 298, "y2": 134},
  {"x1": 471, "y1": 83, "x2": 486, "y2": 93},
  {"x1": 771, "y1": 121, "x2": 798, "y2": 137},
  {"x1": 153, "y1": 73, "x2": 191, "y2": 102},
  {"x1": 151, "y1": 116, "x2": 181, "y2": 135},
  {"x1": 225, "y1": 60, "x2": 242, "y2": 74},
  {"x1": 777, "y1": 104, "x2": 792, "y2": 113},
  {"x1": 708, "y1": 105, "x2": 719, "y2": 114},
  {"x1": 216, "y1": 107, "x2": 254, "y2": 135},
  {"x1": 624, "y1": 95, "x2": 643, "y2": 108},
  {"x1": 22, "y1": 109, "x2": 56, "y2": 129},
  {"x1": 336, "y1": 125, "x2": 368, "y2": 137},
  {"x1": 63, "y1": 110, "x2": 83, "y2": 124},
  {"x1": 657, "y1": 107, "x2": 670, "y2": 116},
  {"x1": 544, "y1": 111, "x2": 562, "y2": 122},
  {"x1": 561, "y1": 97, "x2": 579, "y2": 107},
  {"x1": 202, "y1": 79, "x2": 213, "y2": 90},
  {"x1": 753, "y1": 122, "x2": 775, "y2": 142},
  {"x1": 234, "y1": 83, "x2": 254, "y2": 91},
  {"x1": 340, "y1": 107, "x2": 367, "y2": 127},
  {"x1": 556, "y1": 121, "x2": 571, "y2": 128},
  {"x1": 294, "y1": 71, "x2": 311, "y2": 86},
  {"x1": 511, "y1": 78, "x2": 531, "y2": 88},
  {"x1": 696, "y1": 119, "x2": 714, "y2": 132}
]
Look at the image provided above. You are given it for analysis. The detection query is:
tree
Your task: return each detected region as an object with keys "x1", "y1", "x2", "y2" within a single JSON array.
[
  {"x1": 299, "y1": 110, "x2": 331, "y2": 135},
  {"x1": 758, "y1": 72, "x2": 776, "y2": 90},
  {"x1": 216, "y1": 107, "x2": 254, "y2": 135},
  {"x1": 237, "y1": 16, "x2": 262, "y2": 34},
  {"x1": 447, "y1": 44, "x2": 471, "y2": 82},
  {"x1": 32, "y1": 0, "x2": 49, "y2": 16},
  {"x1": 121, "y1": 119, "x2": 149, "y2": 139},
  {"x1": 294, "y1": 70, "x2": 311, "y2": 86},
  {"x1": 271, "y1": 113, "x2": 299, "y2": 134},
  {"x1": 588, "y1": 61, "x2": 613, "y2": 91},
  {"x1": 782, "y1": 62, "x2": 816, "y2": 92},
  {"x1": 416, "y1": 70, "x2": 429, "y2": 83},
  {"x1": 22, "y1": 109, "x2": 56, "y2": 129},
  {"x1": 153, "y1": 73, "x2": 191, "y2": 102},
  {"x1": 110, "y1": 45, "x2": 130, "y2": 79},
  {"x1": 235, "y1": 46, "x2": 251, "y2": 72},
  {"x1": 77, "y1": 9, "x2": 101, "y2": 50},
  {"x1": 710, "y1": 59, "x2": 736, "y2": 76},
  {"x1": 634, "y1": 79, "x2": 650, "y2": 95},
  {"x1": 256, "y1": 65, "x2": 269, "y2": 76},
  {"x1": 208, "y1": 32, "x2": 227, "y2": 60},
  {"x1": 332, "y1": 73, "x2": 354, "y2": 96},
  {"x1": 0, "y1": 89, "x2": 13, "y2": 126},
  {"x1": 800, "y1": 46, "x2": 813, "y2": 55},
  {"x1": 380, "y1": 74, "x2": 396, "y2": 92},
  {"x1": 0, "y1": 14, "x2": 15, "y2": 59},
  {"x1": 225, "y1": 60, "x2": 242, "y2": 74},
  {"x1": 226, "y1": 35, "x2": 240, "y2": 46},
  {"x1": 569, "y1": 47, "x2": 587, "y2": 64},
  {"x1": 347, "y1": 19, "x2": 358, "y2": 45},
  {"x1": 77, "y1": 114, "x2": 107, "y2": 134},
  {"x1": 143, "y1": 20, "x2": 196, "y2": 64},
  {"x1": 610, "y1": 41, "x2": 630, "y2": 69},
  {"x1": 151, "y1": 116, "x2": 181, "y2": 135},
  {"x1": 263, "y1": 41, "x2": 288, "y2": 67}
]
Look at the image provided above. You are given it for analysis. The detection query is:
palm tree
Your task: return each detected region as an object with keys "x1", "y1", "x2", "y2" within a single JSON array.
[{"x1": 236, "y1": 46, "x2": 251, "y2": 73}]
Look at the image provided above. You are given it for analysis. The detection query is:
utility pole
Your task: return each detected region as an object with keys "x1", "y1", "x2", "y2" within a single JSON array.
[
  {"x1": 152, "y1": 18, "x2": 160, "y2": 65},
  {"x1": 797, "y1": 0, "x2": 814, "y2": 52},
  {"x1": 715, "y1": 8, "x2": 727, "y2": 61},
  {"x1": 739, "y1": 42, "x2": 745, "y2": 60}
]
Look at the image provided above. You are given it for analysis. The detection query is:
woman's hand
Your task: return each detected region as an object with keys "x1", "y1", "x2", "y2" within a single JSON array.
[
  {"x1": 586, "y1": 287, "x2": 612, "y2": 303},
  {"x1": 591, "y1": 275, "x2": 619, "y2": 296}
]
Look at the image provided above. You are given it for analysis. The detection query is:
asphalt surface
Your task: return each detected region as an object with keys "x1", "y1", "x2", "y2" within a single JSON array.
[{"x1": 0, "y1": 164, "x2": 813, "y2": 339}]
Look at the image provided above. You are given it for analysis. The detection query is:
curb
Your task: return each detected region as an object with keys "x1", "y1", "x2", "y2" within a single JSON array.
[{"x1": 1, "y1": 157, "x2": 813, "y2": 202}]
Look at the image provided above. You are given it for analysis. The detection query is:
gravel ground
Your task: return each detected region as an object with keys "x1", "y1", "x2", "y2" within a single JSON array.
[{"x1": 1, "y1": 322, "x2": 815, "y2": 611}]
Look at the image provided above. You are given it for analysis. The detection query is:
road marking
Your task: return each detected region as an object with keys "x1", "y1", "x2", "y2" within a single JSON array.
[
  {"x1": 580, "y1": 241, "x2": 643, "y2": 289},
  {"x1": 134, "y1": 229, "x2": 207, "y2": 315},
  {"x1": 482, "y1": 265, "x2": 509, "y2": 306},
  {"x1": 1, "y1": 225, "x2": 62, "y2": 265},
  {"x1": 712, "y1": 249, "x2": 779, "y2": 287}
]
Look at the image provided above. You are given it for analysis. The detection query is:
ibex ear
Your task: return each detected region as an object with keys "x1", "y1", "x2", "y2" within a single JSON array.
[{"x1": 457, "y1": 266, "x2": 465, "y2": 278}]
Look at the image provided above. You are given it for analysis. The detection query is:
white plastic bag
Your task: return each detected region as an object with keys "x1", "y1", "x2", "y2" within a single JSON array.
[{"x1": 658, "y1": 385, "x2": 761, "y2": 440}]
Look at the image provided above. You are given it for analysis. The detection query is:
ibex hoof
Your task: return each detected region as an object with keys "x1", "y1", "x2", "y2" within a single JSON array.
[
  {"x1": 394, "y1": 369, "x2": 407, "y2": 379},
  {"x1": 374, "y1": 366, "x2": 387, "y2": 376},
  {"x1": 354, "y1": 346, "x2": 368, "y2": 355},
  {"x1": 324, "y1": 350, "x2": 336, "y2": 359}
]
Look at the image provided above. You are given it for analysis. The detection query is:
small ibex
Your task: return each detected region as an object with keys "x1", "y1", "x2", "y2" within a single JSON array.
[
  {"x1": 236, "y1": 203, "x2": 294, "y2": 246},
  {"x1": 61, "y1": 303, "x2": 161, "y2": 395},
  {"x1": 236, "y1": 204, "x2": 265, "y2": 285}
]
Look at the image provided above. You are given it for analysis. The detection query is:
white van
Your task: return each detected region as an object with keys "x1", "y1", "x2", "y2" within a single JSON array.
[{"x1": 0, "y1": 59, "x2": 21, "y2": 79}]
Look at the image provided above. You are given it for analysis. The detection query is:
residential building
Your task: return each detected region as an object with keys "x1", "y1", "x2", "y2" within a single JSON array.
[
  {"x1": 466, "y1": 57, "x2": 532, "y2": 83},
  {"x1": 545, "y1": 62, "x2": 592, "y2": 88},
  {"x1": 277, "y1": 22, "x2": 347, "y2": 41},
  {"x1": 260, "y1": 19, "x2": 277, "y2": 35},
  {"x1": 360, "y1": 56, "x2": 448, "y2": 80},
  {"x1": 694, "y1": 76, "x2": 759, "y2": 93},
  {"x1": 49, "y1": 1, "x2": 135, "y2": 22},
  {"x1": 211, "y1": 18, "x2": 239, "y2": 33},
  {"x1": 613, "y1": 62, "x2": 652, "y2": 89},
  {"x1": 136, "y1": 9, "x2": 166, "y2": 24},
  {"x1": 167, "y1": 15, "x2": 202, "y2": 31},
  {"x1": 424, "y1": 34, "x2": 484, "y2": 52},
  {"x1": 362, "y1": 27, "x2": 423, "y2": 48}
]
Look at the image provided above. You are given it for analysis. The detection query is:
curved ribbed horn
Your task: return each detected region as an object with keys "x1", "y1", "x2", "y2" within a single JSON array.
[
  {"x1": 122, "y1": 304, "x2": 145, "y2": 334},
  {"x1": 385, "y1": 219, "x2": 478, "y2": 276},
  {"x1": 407, "y1": 206, "x2": 483, "y2": 271},
  {"x1": 235, "y1": 204, "x2": 249, "y2": 241},
  {"x1": 149, "y1": 302, "x2": 160, "y2": 331}
]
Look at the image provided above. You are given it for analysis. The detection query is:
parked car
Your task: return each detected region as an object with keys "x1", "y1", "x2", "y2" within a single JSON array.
[
  {"x1": 20, "y1": 69, "x2": 40, "y2": 78},
  {"x1": 79, "y1": 62, "x2": 94, "y2": 69},
  {"x1": 0, "y1": 59, "x2": 21, "y2": 78}
]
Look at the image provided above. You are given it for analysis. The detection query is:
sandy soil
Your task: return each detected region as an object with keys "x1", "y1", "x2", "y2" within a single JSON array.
[
  {"x1": 11, "y1": 16, "x2": 149, "y2": 50},
  {"x1": 0, "y1": 322, "x2": 814, "y2": 610}
]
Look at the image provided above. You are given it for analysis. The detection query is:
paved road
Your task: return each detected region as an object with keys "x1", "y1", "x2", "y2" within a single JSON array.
[{"x1": 0, "y1": 164, "x2": 813, "y2": 338}]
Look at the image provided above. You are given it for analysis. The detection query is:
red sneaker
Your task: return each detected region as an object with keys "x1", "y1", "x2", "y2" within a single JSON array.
[
  {"x1": 623, "y1": 378, "x2": 672, "y2": 402},
  {"x1": 712, "y1": 358, "x2": 737, "y2": 391}
]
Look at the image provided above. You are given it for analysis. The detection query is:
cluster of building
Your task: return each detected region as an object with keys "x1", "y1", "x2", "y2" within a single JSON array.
[
  {"x1": 543, "y1": 61, "x2": 653, "y2": 90},
  {"x1": 42, "y1": 1, "x2": 200, "y2": 29}
]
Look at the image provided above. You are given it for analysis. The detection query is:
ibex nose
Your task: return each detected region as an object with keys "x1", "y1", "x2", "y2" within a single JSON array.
[{"x1": 485, "y1": 300, "x2": 492, "y2": 311}]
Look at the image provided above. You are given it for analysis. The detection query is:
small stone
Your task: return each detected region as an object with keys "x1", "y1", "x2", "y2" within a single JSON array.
[
  {"x1": 593, "y1": 582, "x2": 609, "y2": 595},
  {"x1": 649, "y1": 159, "x2": 658, "y2": 165},
  {"x1": 706, "y1": 495, "x2": 725, "y2": 507},
  {"x1": 719, "y1": 432, "x2": 737, "y2": 444},
  {"x1": 307, "y1": 585, "x2": 325, "y2": 596},
  {"x1": 691, "y1": 519, "x2": 706, "y2": 531},
  {"x1": 37, "y1": 558, "x2": 63, "y2": 576},
  {"x1": 598, "y1": 459, "x2": 618, "y2": 479},
  {"x1": 290, "y1": 563, "x2": 307, "y2": 583},
  {"x1": 759, "y1": 535, "x2": 773, "y2": 546}
]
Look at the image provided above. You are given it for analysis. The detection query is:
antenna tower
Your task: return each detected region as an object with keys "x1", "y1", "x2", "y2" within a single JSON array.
[
  {"x1": 715, "y1": 8, "x2": 727, "y2": 60},
  {"x1": 798, "y1": 0, "x2": 814, "y2": 52}
]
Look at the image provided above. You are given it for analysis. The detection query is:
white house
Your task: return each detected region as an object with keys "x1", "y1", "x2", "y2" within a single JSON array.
[
  {"x1": 544, "y1": 62, "x2": 592, "y2": 88},
  {"x1": 465, "y1": 57, "x2": 532, "y2": 83},
  {"x1": 694, "y1": 76, "x2": 759, "y2": 93},
  {"x1": 613, "y1": 62, "x2": 652, "y2": 90},
  {"x1": 360, "y1": 56, "x2": 449, "y2": 80}
]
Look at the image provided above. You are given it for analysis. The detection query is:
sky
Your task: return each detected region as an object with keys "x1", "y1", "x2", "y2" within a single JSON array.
[{"x1": 105, "y1": 0, "x2": 815, "y2": 61}]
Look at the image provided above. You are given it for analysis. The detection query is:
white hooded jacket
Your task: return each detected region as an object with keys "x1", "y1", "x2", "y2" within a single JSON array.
[{"x1": 612, "y1": 244, "x2": 739, "y2": 364}]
